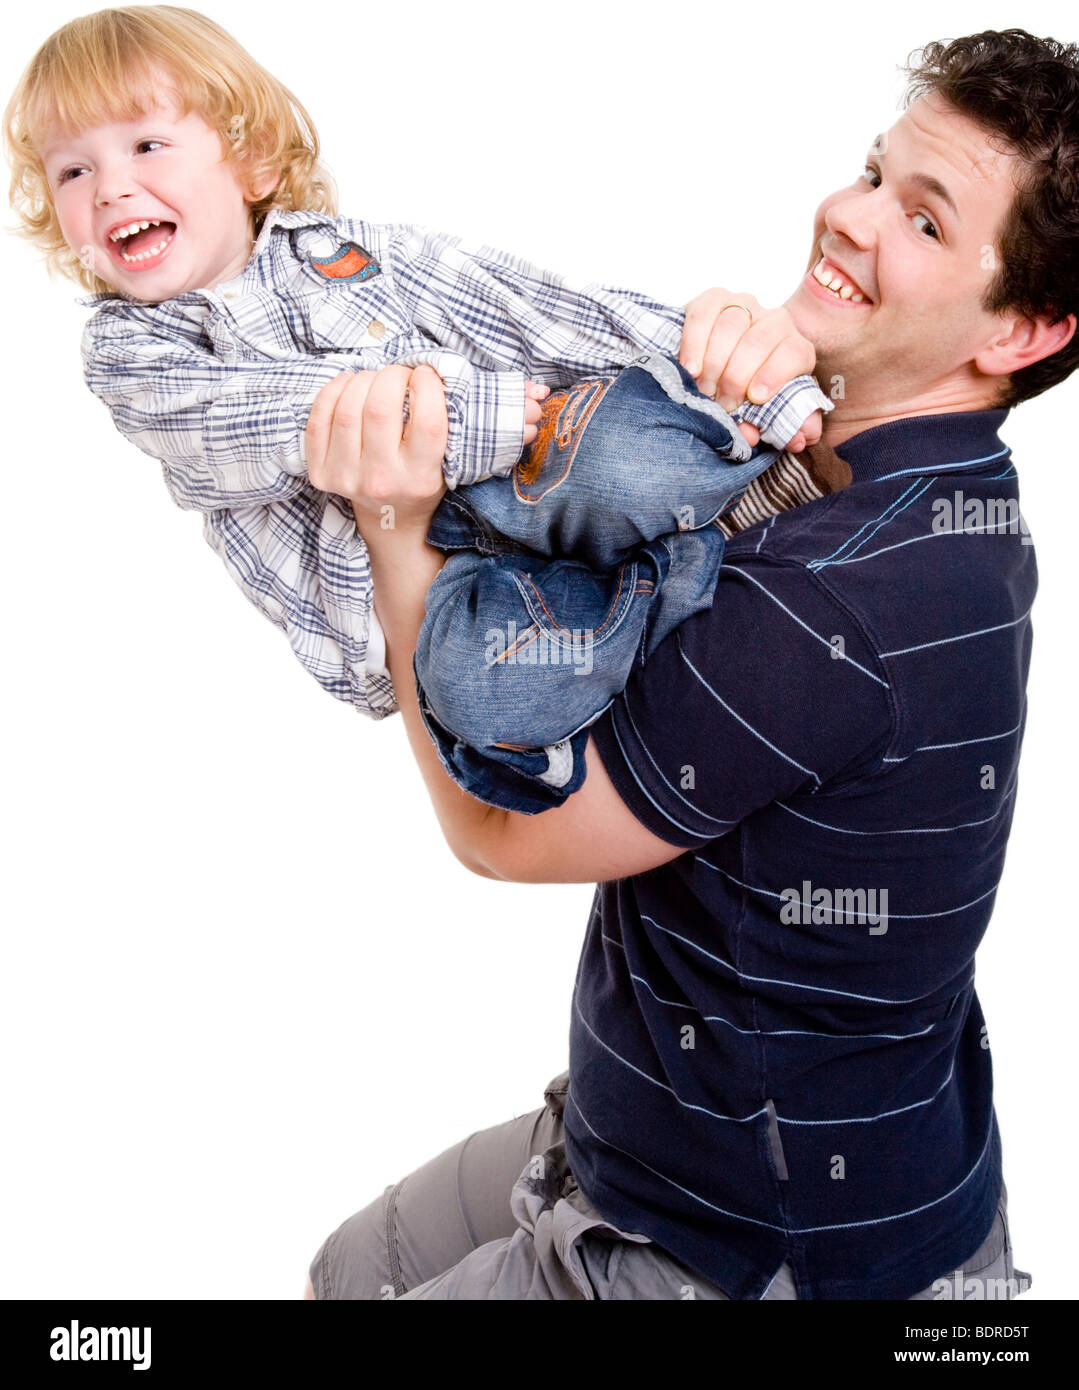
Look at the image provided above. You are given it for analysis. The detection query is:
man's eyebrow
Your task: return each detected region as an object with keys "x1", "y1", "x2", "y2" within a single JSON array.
[
  {"x1": 866, "y1": 139, "x2": 959, "y2": 218},
  {"x1": 908, "y1": 172, "x2": 958, "y2": 218}
]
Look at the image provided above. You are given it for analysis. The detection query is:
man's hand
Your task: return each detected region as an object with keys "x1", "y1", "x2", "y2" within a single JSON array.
[
  {"x1": 306, "y1": 369, "x2": 549, "y2": 485},
  {"x1": 680, "y1": 289, "x2": 822, "y2": 453},
  {"x1": 305, "y1": 365, "x2": 448, "y2": 535}
]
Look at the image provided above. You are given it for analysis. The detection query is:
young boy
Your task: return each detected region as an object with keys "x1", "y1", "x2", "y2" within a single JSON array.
[{"x1": 5, "y1": 6, "x2": 832, "y2": 811}]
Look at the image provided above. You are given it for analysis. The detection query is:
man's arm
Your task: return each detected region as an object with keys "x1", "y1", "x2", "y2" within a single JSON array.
[{"x1": 366, "y1": 514, "x2": 687, "y2": 883}]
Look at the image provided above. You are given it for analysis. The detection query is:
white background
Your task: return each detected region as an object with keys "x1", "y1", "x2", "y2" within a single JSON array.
[{"x1": 2, "y1": 0, "x2": 1076, "y2": 1300}]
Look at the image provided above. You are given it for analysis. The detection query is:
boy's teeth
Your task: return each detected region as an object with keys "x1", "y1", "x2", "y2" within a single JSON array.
[
  {"x1": 120, "y1": 238, "x2": 170, "y2": 262},
  {"x1": 110, "y1": 219, "x2": 161, "y2": 241}
]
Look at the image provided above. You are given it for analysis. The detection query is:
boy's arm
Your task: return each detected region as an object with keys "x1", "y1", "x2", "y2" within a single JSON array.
[
  {"x1": 81, "y1": 310, "x2": 366, "y2": 509},
  {"x1": 379, "y1": 227, "x2": 829, "y2": 479},
  {"x1": 82, "y1": 313, "x2": 397, "y2": 715},
  {"x1": 201, "y1": 493, "x2": 395, "y2": 718},
  {"x1": 83, "y1": 306, "x2": 538, "y2": 498},
  {"x1": 382, "y1": 225, "x2": 684, "y2": 380}
]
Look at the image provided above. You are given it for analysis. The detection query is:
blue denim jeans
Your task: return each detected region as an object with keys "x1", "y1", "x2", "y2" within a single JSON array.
[{"x1": 413, "y1": 354, "x2": 776, "y2": 813}]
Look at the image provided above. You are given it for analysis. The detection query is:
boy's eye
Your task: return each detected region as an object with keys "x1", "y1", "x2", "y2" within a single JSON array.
[
  {"x1": 912, "y1": 211, "x2": 939, "y2": 241},
  {"x1": 57, "y1": 138, "x2": 165, "y2": 184},
  {"x1": 862, "y1": 166, "x2": 882, "y2": 189}
]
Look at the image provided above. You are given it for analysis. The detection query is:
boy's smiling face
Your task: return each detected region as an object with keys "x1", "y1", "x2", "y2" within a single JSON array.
[{"x1": 40, "y1": 68, "x2": 271, "y2": 301}]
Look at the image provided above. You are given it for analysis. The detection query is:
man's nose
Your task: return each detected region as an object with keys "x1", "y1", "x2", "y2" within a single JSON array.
[{"x1": 824, "y1": 188, "x2": 879, "y2": 251}]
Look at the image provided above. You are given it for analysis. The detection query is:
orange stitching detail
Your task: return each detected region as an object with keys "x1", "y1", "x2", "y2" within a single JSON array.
[
  {"x1": 522, "y1": 563, "x2": 629, "y2": 638},
  {"x1": 514, "y1": 377, "x2": 613, "y2": 500},
  {"x1": 494, "y1": 627, "x2": 541, "y2": 662}
]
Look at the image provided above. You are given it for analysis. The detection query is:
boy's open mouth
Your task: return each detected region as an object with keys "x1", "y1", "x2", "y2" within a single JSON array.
[{"x1": 106, "y1": 219, "x2": 177, "y2": 268}]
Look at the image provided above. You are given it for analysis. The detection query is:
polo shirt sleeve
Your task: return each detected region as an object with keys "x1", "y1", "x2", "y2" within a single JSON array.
[{"x1": 589, "y1": 550, "x2": 895, "y2": 849}]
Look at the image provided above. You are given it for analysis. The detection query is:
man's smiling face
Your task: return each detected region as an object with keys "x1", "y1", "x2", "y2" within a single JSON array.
[{"x1": 785, "y1": 91, "x2": 1025, "y2": 414}]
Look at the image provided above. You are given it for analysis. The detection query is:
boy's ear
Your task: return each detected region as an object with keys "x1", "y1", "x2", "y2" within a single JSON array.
[
  {"x1": 237, "y1": 159, "x2": 280, "y2": 204},
  {"x1": 246, "y1": 169, "x2": 280, "y2": 202},
  {"x1": 226, "y1": 132, "x2": 280, "y2": 204}
]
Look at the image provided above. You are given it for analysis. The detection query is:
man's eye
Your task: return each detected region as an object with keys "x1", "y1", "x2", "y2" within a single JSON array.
[{"x1": 863, "y1": 167, "x2": 939, "y2": 240}]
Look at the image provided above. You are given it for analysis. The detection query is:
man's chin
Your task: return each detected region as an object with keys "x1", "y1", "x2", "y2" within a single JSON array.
[
  {"x1": 788, "y1": 287, "x2": 869, "y2": 356},
  {"x1": 785, "y1": 282, "x2": 822, "y2": 332}
]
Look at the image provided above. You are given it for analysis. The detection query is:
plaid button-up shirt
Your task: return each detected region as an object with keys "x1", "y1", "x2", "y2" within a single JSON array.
[{"x1": 79, "y1": 209, "x2": 830, "y2": 717}]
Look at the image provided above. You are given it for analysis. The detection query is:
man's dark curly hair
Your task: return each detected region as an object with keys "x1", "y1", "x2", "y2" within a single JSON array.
[{"x1": 902, "y1": 29, "x2": 1079, "y2": 407}]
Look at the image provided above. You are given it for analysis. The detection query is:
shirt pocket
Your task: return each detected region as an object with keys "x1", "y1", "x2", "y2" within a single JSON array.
[{"x1": 293, "y1": 276, "x2": 417, "y2": 356}]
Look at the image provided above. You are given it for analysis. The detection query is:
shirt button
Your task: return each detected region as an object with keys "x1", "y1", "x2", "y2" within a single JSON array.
[
  {"x1": 368, "y1": 319, "x2": 386, "y2": 340},
  {"x1": 223, "y1": 291, "x2": 235, "y2": 299}
]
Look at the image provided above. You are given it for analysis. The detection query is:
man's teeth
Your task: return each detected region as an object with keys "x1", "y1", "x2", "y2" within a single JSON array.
[{"x1": 813, "y1": 257, "x2": 866, "y2": 303}]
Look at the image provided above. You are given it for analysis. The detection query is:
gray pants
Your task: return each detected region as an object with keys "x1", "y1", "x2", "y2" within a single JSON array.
[{"x1": 308, "y1": 1071, "x2": 1032, "y2": 1300}]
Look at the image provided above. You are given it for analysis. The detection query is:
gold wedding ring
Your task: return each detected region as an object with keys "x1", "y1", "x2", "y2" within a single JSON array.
[
  {"x1": 720, "y1": 303, "x2": 754, "y2": 326},
  {"x1": 714, "y1": 304, "x2": 756, "y2": 405}
]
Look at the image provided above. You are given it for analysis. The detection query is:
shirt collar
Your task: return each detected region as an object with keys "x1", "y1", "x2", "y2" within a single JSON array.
[
  {"x1": 832, "y1": 407, "x2": 1013, "y2": 483},
  {"x1": 74, "y1": 206, "x2": 337, "y2": 309}
]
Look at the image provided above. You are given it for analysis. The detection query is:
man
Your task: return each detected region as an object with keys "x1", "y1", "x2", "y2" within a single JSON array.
[{"x1": 303, "y1": 29, "x2": 1077, "y2": 1299}]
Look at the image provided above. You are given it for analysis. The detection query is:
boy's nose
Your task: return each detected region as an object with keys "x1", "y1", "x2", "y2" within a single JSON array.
[
  {"x1": 96, "y1": 187, "x2": 142, "y2": 209},
  {"x1": 92, "y1": 164, "x2": 144, "y2": 209}
]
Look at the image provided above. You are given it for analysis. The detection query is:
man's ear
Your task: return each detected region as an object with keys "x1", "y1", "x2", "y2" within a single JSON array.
[{"x1": 975, "y1": 311, "x2": 1077, "y2": 379}]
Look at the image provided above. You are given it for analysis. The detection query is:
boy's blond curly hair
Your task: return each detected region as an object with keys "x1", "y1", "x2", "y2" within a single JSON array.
[{"x1": 3, "y1": 5, "x2": 338, "y2": 295}]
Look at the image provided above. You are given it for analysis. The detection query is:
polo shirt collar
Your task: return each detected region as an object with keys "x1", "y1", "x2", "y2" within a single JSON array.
[{"x1": 833, "y1": 407, "x2": 1012, "y2": 483}]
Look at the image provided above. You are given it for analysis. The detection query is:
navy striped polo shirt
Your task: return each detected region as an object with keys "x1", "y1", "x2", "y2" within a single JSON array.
[{"x1": 575, "y1": 406, "x2": 1033, "y2": 1300}]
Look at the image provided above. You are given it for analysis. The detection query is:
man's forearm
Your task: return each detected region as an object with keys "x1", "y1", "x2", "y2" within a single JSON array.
[{"x1": 361, "y1": 521, "x2": 508, "y2": 874}]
